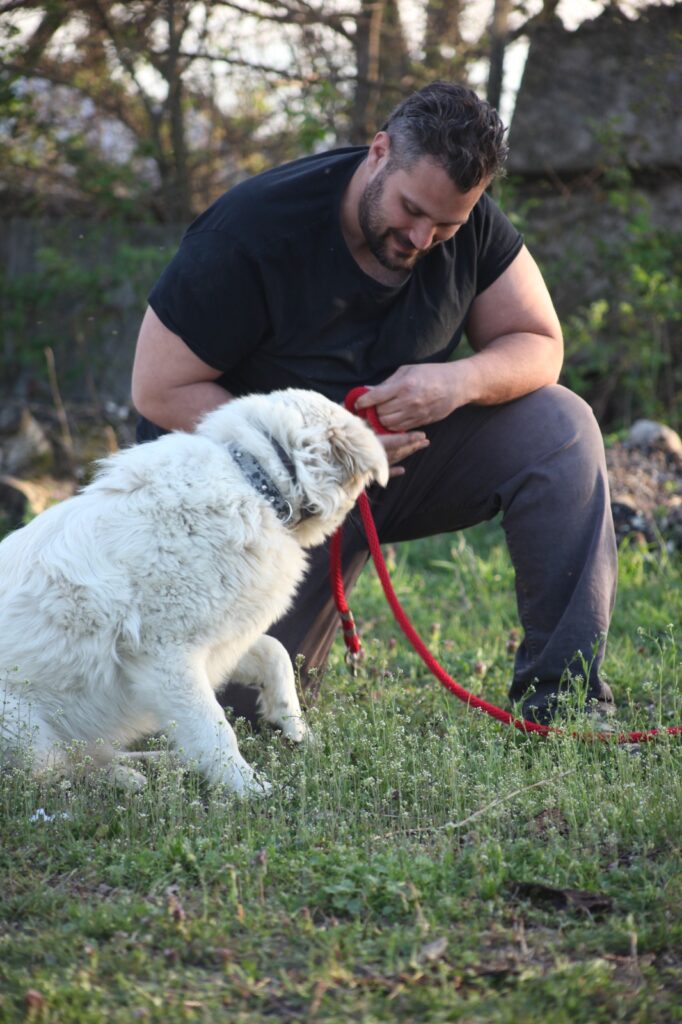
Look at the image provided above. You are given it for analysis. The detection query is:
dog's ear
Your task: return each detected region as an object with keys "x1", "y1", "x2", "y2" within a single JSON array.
[{"x1": 327, "y1": 422, "x2": 389, "y2": 488}]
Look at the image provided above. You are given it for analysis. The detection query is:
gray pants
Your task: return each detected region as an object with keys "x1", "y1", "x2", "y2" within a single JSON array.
[{"x1": 224, "y1": 385, "x2": 617, "y2": 714}]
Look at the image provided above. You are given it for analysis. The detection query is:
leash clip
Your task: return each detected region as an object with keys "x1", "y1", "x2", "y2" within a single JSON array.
[{"x1": 344, "y1": 648, "x2": 364, "y2": 677}]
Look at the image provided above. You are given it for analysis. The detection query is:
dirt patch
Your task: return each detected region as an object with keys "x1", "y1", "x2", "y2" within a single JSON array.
[{"x1": 607, "y1": 422, "x2": 682, "y2": 550}]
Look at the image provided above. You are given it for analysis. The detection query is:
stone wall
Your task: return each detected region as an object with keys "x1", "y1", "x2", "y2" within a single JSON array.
[
  {"x1": 506, "y1": 3, "x2": 682, "y2": 315},
  {"x1": 509, "y1": 4, "x2": 682, "y2": 177}
]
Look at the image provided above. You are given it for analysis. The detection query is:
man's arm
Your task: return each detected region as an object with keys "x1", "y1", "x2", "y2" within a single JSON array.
[
  {"x1": 462, "y1": 243, "x2": 563, "y2": 402},
  {"x1": 131, "y1": 303, "x2": 427, "y2": 477},
  {"x1": 131, "y1": 306, "x2": 234, "y2": 432},
  {"x1": 355, "y1": 245, "x2": 563, "y2": 432}
]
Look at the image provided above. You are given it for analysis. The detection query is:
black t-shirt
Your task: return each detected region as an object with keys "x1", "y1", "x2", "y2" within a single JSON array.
[{"x1": 141, "y1": 147, "x2": 522, "y2": 438}]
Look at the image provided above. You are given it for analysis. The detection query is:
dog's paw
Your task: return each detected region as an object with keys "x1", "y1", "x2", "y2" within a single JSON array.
[
  {"x1": 108, "y1": 763, "x2": 148, "y2": 793},
  {"x1": 221, "y1": 774, "x2": 272, "y2": 800},
  {"x1": 277, "y1": 715, "x2": 310, "y2": 744},
  {"x1": 242, "y1": 774, "x2": 272, "y2": 799},
  {"x1": 216, "y1": 761, "x2": 272, "y2": 799}
]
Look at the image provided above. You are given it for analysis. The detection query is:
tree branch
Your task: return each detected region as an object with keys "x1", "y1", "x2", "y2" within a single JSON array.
[
  {"x1": 211, "y1": 0, "x2": 354, "y2": 40},
  {"x1": 379, "y1": 769, "x2": 578, "y2": 840},
  {"x1": 176, "y1": 49, "x2": 322, "y2": 81}
]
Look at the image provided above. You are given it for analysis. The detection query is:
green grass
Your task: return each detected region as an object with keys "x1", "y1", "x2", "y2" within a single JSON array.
[{"x1": 1, "y1": 522, "x2": 681, "y2": 1022}]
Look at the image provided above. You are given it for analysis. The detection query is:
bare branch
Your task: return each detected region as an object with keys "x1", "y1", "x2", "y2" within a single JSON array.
[
  {"x1": 0, "y1": 0, "x2": 41, "y2": 13},
  {"x1": 5, "y1": 4, "x2": 67, "y2": 65},
  {"x1": 379, "y1": 769, "x2": 578, "y2": 840},
  {"x1": 176, "y1": 49, "x2": 320, "y2": 81},
  {"x1": 210, "y1": 0, "x2": 355, "y2": 40},
  {"x1": 508, "y1": 0, "x2": 563, "y2": 42}
]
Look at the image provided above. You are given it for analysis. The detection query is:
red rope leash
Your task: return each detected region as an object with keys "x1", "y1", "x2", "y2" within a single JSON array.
[{"x1": 331, "y1": 387, "x2": 682, "y2": 743}]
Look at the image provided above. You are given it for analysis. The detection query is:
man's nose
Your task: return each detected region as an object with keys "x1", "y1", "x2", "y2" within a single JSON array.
[{"x1": 408, "y1": 221, "x2": 435, "y2": 251}]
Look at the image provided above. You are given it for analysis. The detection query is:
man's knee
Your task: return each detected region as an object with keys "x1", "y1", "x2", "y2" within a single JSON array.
[
  {"x1": 524, "y1": 384, "x2": 600, "y2": 443},
  {"x1": 511, "y1": 388, "x2": 612, "y2": 529},
  {"x1": 515, "y1": 385, "x2": 606, "y2": 472}
]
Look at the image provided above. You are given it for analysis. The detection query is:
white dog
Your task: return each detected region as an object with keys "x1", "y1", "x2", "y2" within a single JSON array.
[{"x1": 0, "y1": 389, "x2": 388, "y2": 796}]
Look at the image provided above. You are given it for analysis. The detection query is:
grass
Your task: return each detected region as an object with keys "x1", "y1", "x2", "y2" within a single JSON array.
[{"x1": 1, "y1": 520, "x2": 681, "y2": 1022}]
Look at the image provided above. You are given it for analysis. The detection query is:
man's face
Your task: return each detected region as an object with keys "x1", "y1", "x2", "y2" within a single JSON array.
[{"x1": 358, "y1": 156, "x2": 489, "y2": 273}]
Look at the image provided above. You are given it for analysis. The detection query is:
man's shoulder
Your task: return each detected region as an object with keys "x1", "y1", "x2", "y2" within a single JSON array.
[
  {"x1": 444, "y1": 189, "x2": 518, "y2": 259},
  {"x1": 469, "y1": 190, "x2": 509, "y2": 232},
  {"x1": 186, "y1": 148, "x2": 366, "y2": 250}
]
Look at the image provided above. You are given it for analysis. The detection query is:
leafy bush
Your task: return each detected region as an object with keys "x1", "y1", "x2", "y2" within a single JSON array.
[
  {"x1": 501, "y1": 152, "x2": 681, "y2": 431},
  {"x1": 0, "y1": 223, "x2": 175, "y2": 401},
  {"x1": 561, "y1": 193, "x2": 681, "y2": 430}
]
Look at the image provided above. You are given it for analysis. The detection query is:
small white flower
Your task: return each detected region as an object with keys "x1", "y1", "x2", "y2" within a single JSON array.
[{"x1": 29, "y1": 807, "x2": 70, "y2": 823}]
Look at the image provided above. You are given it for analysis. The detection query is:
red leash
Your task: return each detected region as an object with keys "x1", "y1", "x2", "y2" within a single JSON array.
[{"x1": 331, "y1": 387, "x2": 682, "y2": 743}]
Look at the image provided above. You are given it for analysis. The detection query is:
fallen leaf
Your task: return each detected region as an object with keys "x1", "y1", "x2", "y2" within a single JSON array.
[
  {"x1": 531, "y1": 807, "x2": 570, "y2": 838},
  {"x1": 418, "y1": 937, "x2": 448, "y2": 963},
  {"x1": 25, "y1": 990, "x2": 45, "y2": 1010},
  {"x1": 252, "y1": 848, "x2": 267, "y2": 868},
  {"x1": 167, "y1": 892, "x2": 186, "y2": 923},
  {"x1": 510, "y1": 881, "x2": 613, "y2": 915}
]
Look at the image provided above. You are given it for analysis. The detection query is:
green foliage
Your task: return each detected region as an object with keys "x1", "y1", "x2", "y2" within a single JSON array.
[
  {"x1": 562, "y1": 188, "x2": 682, "y2": 430},
  {"x1": 0, "y1": 225, "x2": 173, "y2": 399},
  {"x1": 282, "y1": 79, "x2": 349, "y2": 154},
  {"x1": 60, "y1": 137, "x2": 157, "y2": 220},
  {"x1": 501, "y1": 152, "x2": 681, "y2": 431}
]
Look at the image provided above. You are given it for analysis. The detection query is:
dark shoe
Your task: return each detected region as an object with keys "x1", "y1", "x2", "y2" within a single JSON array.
[{"x1": 522, "y1": 680, "x2": 616, "y2": 726}]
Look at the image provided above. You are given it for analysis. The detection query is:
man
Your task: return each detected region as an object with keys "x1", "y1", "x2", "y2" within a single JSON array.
[{"x1": 132, "y1": 81, "x2": 617, "y2": 725}]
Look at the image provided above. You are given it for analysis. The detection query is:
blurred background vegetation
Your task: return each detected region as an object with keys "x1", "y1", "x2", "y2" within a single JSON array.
[{"x1": 0, "y1": 0, "x2": 680, "y2": 429}]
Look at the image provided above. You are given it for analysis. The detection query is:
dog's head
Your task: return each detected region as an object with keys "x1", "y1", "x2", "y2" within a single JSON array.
[{"x1": 197, "y1": 389, "x2": 389, "y2": 547}]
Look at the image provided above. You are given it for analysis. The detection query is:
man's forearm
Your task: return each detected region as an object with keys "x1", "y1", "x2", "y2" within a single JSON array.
[
  {"x1": 458, "y1": 331, "x2": 563, "y2": 407},
  {"x1": 354, "y1": 330, "x2": 563, "y2": 432}
]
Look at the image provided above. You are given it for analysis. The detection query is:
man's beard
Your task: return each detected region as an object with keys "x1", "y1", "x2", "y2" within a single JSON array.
[{"x1": 357, "y1": 169, "x2": 426, "y2": 273}]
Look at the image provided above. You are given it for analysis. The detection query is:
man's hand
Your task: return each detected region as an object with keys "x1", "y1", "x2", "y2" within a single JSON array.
[
  {"x1": 355, "y1": 363, "x2": 466, "y2": 432},
  {"x1": 354, "y1": 246, "x2": 564, "y2": 440},
  {"x1": 377, "y1": 430, "x2": 430, "y2": 477}
]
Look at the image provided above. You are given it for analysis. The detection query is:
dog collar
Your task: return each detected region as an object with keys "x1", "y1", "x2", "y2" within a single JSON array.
[
  {"x1": 228, "y1": 445, "x2": 294, "y2": 524},
  {"x1": 270, "y1": 437, "x2": 298, "y2": 484},
  {"x1": 270, "y1": 437, "x2": 315, "y2": 522}
]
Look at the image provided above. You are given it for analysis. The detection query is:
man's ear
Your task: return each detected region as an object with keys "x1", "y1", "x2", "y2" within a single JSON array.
[{"x1": 367, "y1": 131, "x2": 391, "y2": 171}]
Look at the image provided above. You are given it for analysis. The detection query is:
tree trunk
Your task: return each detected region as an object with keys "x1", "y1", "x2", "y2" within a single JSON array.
[
  {"x1": 487, "y1": 0, "x2": 511, "y2": 112},
  {"x1": 351, "y1": 0, "x2": 385, "y2": 143},
  {"x1": 423, "y1": 0, "x2": 464, "y2": 69},
  {"x1": 421, "y1": 0, "x2": 473, "y2": 87},
  {"x1": 350, "y1": 0, "x2": 409, "y2": 144},
  {"x1": 162, "y1": 0, "x2": 192, "y2": 221}
]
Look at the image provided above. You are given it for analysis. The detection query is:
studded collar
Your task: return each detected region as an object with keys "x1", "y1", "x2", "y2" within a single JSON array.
[{"x1": 228, "y1": 443, "x2": 294, "y2": 524}]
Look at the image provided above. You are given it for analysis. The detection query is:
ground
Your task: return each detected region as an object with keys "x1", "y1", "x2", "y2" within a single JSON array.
[{"x1": 606, "y1": 430, "x2": 681, "y2": 550}]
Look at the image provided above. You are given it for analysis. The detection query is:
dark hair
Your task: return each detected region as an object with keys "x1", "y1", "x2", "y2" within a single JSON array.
[{"x1": 381, "y1": 81, "x2": 508, "y2": 191}]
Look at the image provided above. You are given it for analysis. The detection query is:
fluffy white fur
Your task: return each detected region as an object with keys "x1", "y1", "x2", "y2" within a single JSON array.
[{"x1": 0, "y1": 389, "x2": 388, "y2": 796}]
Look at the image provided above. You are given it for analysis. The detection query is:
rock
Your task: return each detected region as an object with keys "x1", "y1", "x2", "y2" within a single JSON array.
[
  {"x1": 626, "y1": 420, "x2": 682, "y2": 460},
  {"x1": 0, "y1": 408, "x2": 53, "y2": 475},
  {"x1": 0, "y1": 475, "x2": 76, "y2": 530},
  {"x1": 606, "y1": 425, "x2": 682, "y2": 550},
  {"x1": 610, "y1": 499, "x2": 654, "y2": 546}
]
